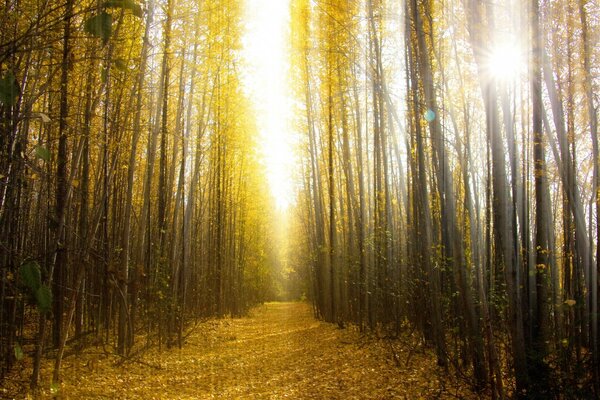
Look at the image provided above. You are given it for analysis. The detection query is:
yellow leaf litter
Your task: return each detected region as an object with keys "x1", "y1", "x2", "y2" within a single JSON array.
[{"x1": 3, "y1": 302, "x2": 478, "y2": 399}]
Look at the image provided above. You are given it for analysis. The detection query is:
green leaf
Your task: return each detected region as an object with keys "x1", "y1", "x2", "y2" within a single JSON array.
[
  {"x1": 0, "y1": 71, "x2": 20, "y2": 106},
  {"x1": 103, "y1": 0, "x2": 143, "y2": 17},
  {"x1": 50, "y1": 381, "x2": 60, "y2": 395},
  {"x1": 84, "y1": 12, "x2": 113, "y2": 43},
  {"x1": 35, "y1": 285, "x2": 52, "y2": 314},
  {"x1": 35, "y1": 145, "x2": 51, "y2": 162},
  {"x1": 19, "y1": 261, "x2": 42, "y2": 292},
  {"x1": 101, "y1": 67, "x2": 109, "y2": 83},
  {"x1": 114, "y1": 58, "x2": 128, "y2": 71},
  {"x1": 14, "y1": 343, "x2": 24, "y2": 361}
]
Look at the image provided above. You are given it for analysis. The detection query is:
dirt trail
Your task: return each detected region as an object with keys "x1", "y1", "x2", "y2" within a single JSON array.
[{"x1": 5, "y1": 302, "x2": 475, "y2": 399}]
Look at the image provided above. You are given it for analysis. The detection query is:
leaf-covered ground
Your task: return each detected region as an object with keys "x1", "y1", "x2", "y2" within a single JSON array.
[{"x1": 3, "y1": 302, "x2": 478, "y2": 399}]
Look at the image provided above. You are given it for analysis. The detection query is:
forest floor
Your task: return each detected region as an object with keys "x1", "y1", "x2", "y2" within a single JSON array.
[{"x1": 3, "y1": 302, "x2": 479, "y2": 399}]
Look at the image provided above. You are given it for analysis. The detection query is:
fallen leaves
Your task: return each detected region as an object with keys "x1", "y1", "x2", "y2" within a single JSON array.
[{"x1": 4, "y1": 302, "x2": 478, "y2": 399}]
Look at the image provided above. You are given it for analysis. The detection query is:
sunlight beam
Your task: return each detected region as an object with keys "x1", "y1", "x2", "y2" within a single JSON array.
[{"x1": 242, "y1": 0, "x2": 294, "y2": 211}]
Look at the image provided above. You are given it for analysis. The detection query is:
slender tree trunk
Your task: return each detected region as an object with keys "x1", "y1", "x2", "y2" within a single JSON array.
[
  {"x1": 578, "y1": 0, "x2": 599, "y2": 387},
  {"x1": 126, "y1": 0, "x2": 154, "y2": 351},
  {"x1": 52, "y1": 0, "x2": 74, "y2": 351},
  {"x1": 530, "y1": 0, "x2": 552, "y2": 394},
  {"x1": 464, "y1": 0, "x2": 528, "y2": 394}
]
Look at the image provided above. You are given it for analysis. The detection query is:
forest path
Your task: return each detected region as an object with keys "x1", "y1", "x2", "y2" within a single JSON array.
[{"x1": 15, "y1": 302, "x2": 474, "y2": 399}]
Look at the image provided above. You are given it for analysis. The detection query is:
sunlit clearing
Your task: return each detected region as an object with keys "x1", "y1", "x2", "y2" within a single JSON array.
[
  {"x1": 487, "y1": 42, "x2": 524, "y2": 82},
  {"x1": 242, "y1": 0, "x2": 294, "y2": 211}
]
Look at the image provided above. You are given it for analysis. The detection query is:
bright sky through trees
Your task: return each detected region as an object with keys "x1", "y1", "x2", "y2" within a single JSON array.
[
  {"x1": 487, "y1": 42, "x2": 524, "y2": 81},
  {"x1": 242, "y1": 0, "x2": 295, "y2": 211}
]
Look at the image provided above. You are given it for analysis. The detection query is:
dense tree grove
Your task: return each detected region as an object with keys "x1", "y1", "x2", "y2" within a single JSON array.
[
  {"x1": 1, "y1": 0, "x2": 599, "y2": 398},
  {"x1": 0, "y1": 0, "x2": 277, "y2": 387},
  {"x1": 290, "y1": 0, "x2": 599, "y2": 397}
]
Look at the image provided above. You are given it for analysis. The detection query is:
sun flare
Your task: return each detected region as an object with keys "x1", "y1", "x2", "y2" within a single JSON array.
[{"x1": 487, "y1": 42, "x2": 524, "y2": 82}]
